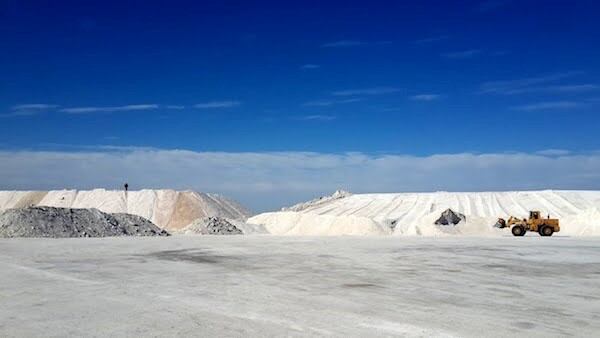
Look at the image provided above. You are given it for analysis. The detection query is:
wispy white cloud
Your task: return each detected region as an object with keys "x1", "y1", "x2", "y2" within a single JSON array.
[
  {"x1": 1, "y1": 148, "x2": 599, "y2": 211},
  {"x1": 303, "y1": 98, "x2": 362, "y2": 107},
  {"x1": 512, "y1": 101, "x2": 582, "y2": 111},
  {"x1": 332, "y1": 87, "x2": 401, "y2": 96},
  {"x1": 442, "y1": 49, "x2": 482, "y2": 59},
  {"x1": 547, "y1": 84, "x2": 600, "y2": 93},
  {"x1": 11, "y1": 104, "x2": 58, "y2": 111},
  {"x1": 535, "y1": 149, "x2": 571, "y2": 157},
  {"x1": 414, "y1": 35, "x2": 449, "y2": 44},
  {"x1": 194, "y1": 101, "x2": 241, "y2": 109},
  {"x1": 166, "y1": 105, "x2": 185, "y2": 110},
  {"x1": 60, "y1": 104, "x2": 159, "y2": 114},
  {"x1": 410, "y1": 94, "x2": 441, "y2": 101},
  {"x1": 321, "y1": 40, "x2": 392, "y2": 48},
  {"x1": 301, "y1": 64, "x2": 320, "y2": 70},
  {"x1": 321, "y1": 40, "x2": 366, "y2": 48},
  {"x1": 480, "y1": 72, "x2": 582, "y2": 94},
  {"x1": 1, "y1": 104, "x2": 59, "y2": 117},
  {"x1": 499, "y1": 84, "x2": 599, "y2": 95},
  {"x1": 491, "y1": 50, "x2": 510, "y2": 56},
  {"x1": 297, "y1": 115, "x2": 337, "y2": 121}
]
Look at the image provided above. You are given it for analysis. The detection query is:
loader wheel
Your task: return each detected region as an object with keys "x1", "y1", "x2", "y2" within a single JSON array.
[
  {"x1": 539, "y1": 225, "x2": 554, "y2": 237},
  {"x1": 512, "y1": 225, "x2": 526, "y2": 237}
]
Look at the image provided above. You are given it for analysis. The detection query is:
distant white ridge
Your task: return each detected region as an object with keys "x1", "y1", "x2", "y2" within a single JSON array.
[
  {"x1": 248, "y1": 190, "x2": 600, "y2": 236},
  {"x1": 0, "y1": 189, "x2": 251, "y2": 230}
]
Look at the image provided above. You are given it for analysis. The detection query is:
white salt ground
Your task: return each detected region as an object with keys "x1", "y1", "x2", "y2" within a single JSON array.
[{"x1": 0, "y1": 236, "x2": 598, "y2": 337}]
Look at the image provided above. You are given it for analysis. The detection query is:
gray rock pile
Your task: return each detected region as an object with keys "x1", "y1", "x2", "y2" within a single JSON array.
[
  {"x1": 177, "y1": 217, "x2": 243, "y2": 235},
  {"x1": 0, "y1": 206, "x2": 169, "y2": 238},
  {"x1": 204, "y1": 217, "x2": 243, "y2": 235},
  {"x1": 434, "y1": 209, "x2": 466, "y2": 226},
  {"x1": 176, "y1": 216, "x2": 269, "y2": 235}
]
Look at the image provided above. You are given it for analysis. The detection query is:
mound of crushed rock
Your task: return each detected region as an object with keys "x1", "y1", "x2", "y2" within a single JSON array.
[
  {"x1": 0, "y1": 206, "x2": 169, "y2": 238},
  {"x1": 177, "y1": 217, "x2": 243, "y2": 235},
  {"x1": 434, "y1": 208, "x2": 466, "y2": 226},
  {"x1": 176, "y1": 216, "x2": 268, "y2": 235}
]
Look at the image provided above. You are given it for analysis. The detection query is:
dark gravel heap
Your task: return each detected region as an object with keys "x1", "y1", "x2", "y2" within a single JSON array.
[
  {"x1": 434, "y1": 209, "x2": 466, "y2": 226},
  {"x1": 203, "y1": 217, "x2": 243, "y2": 235},
  {"x1": 0, "y1": 206, "x2": 169, "y2": 238}
]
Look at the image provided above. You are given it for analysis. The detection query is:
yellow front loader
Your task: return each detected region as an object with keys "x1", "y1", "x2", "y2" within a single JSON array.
[{"x1": 496, "y1": 211, "x2": 560, "y2": 237}]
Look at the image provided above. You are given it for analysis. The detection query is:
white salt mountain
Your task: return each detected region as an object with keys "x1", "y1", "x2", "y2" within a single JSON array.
[
  {"x1": 248, "y1": 190, "x2": 600, "y2": 236},
  {"x1": 0, "y1": 189, "x2": 251, "y2": 231}
]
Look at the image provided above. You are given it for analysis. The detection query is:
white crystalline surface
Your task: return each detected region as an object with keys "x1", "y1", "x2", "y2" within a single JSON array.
[
  {"x1": 0, "y1": 189, "x2": 251, "y2": 230},
  {"x1": 1, "y1": 236, "x2": 599, "y2": 337},
  {"x1": 248, "y1": 190, "x2": 600, "y2": 236}
]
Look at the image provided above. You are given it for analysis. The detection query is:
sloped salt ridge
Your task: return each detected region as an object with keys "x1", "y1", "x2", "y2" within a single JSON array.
[
  {"x1": 250, "y1": 211, "x2": 391, "y2": 236},
  {"x1": 283, "y1": 189, "x2": 352, "y2": 212},
  {"x1": 248, "y1": 190, "x2": 600, "y2": 236},
  {"x1": 0, "y1": 189, "x2": 251, "y2": 231}
]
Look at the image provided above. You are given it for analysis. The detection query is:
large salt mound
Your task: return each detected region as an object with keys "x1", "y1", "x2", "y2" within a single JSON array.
[
  {"x1": 0, "y1": 189, "x2": 251, "y2": 231},
  {"x1": 0, "y1": 206, "x2": 168, "y2": 238},
  {"x1": 248, "y1": 190, "x2": 600, "y2": 236},
  {"x1": 248, "y1": 211, "x2": 391, "y2": 236},
  {"x1": 561, "y1": 208, "x2": 600, "y2": 236}
]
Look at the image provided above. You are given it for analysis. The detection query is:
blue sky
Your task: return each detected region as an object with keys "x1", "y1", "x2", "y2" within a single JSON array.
[{"x1": 1, "y1": 1, "x2": 600, "y2": 210}]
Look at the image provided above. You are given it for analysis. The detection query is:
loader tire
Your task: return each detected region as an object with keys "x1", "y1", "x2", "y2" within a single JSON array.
[
  {"x1": 539, "y1": 225, "x2": 554, "y2": 237},
  {"x1": 512, "y1": 225, "x2": 526, "y2": 237}
]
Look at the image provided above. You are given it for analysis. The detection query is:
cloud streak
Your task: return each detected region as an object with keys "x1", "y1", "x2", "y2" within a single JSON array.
[
  {"x1": 303, "y1": 98, "x2": 362, "y2": 107},
  {"x1": 321, "y1": 40, "x2": 392, "y2": 48},
  {"x1": 481, "y1": 72, "x2": 583, "y2": 94},
  {"x1": 11, "y1": 104, "x2": 58, "y2": 111},
  {"x1": 411, "y1": 94, "x2": 441, "y2": 101},
  {"x1": 442, "y1": 49, "x2": 482, "y2": 59},
  {"x1": 414, "y1": 35, "x2": 449, "y2": 44},
  {"x1": 332, "y1": 87, "x2": 401, "y2": 96},
  {"x1": 60, "y1": 104, "x2": 159, "y2": 114},
  {"x1": 297, "y1": 115, "x2": 337, "y2": 121},
  {"x1": 512, "y1": 101, "x2": 582, "y2": 111},
  {"x1": 194, "y1": 101, "x2": 241, "y2": 109},
  {"x1": 1, "y1": 148, "x2": 599, "y2": 211},
  {"x1": 1, "y1": 104, "x2": 59, "y2": 117},
  {"x1": 321, "y1": 40, "x2": 366, "y2": 48}
]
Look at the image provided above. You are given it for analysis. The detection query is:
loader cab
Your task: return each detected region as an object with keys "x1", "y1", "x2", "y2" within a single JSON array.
[{"x1": 530, "y1": 211, "x2": 541, "y2": 220}]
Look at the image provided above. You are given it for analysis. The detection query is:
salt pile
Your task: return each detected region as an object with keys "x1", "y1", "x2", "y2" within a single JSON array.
[
  {"x1": 248, "y1": 211, "x2": 391, "y2": 236},
  {"x1": 248, "y1": 190, "x2": 600, "y2": 236},
  {"x1": 0, "y1": 189, "x2": 251, "y2": 231},
  {"x1": 0, "y1": 206, "x2": 169, "y2": 238}
]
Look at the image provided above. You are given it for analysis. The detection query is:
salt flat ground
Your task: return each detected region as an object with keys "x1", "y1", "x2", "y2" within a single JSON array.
[{"x1": 1, "y1": 236, "x2": 599, "y2": 337}]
